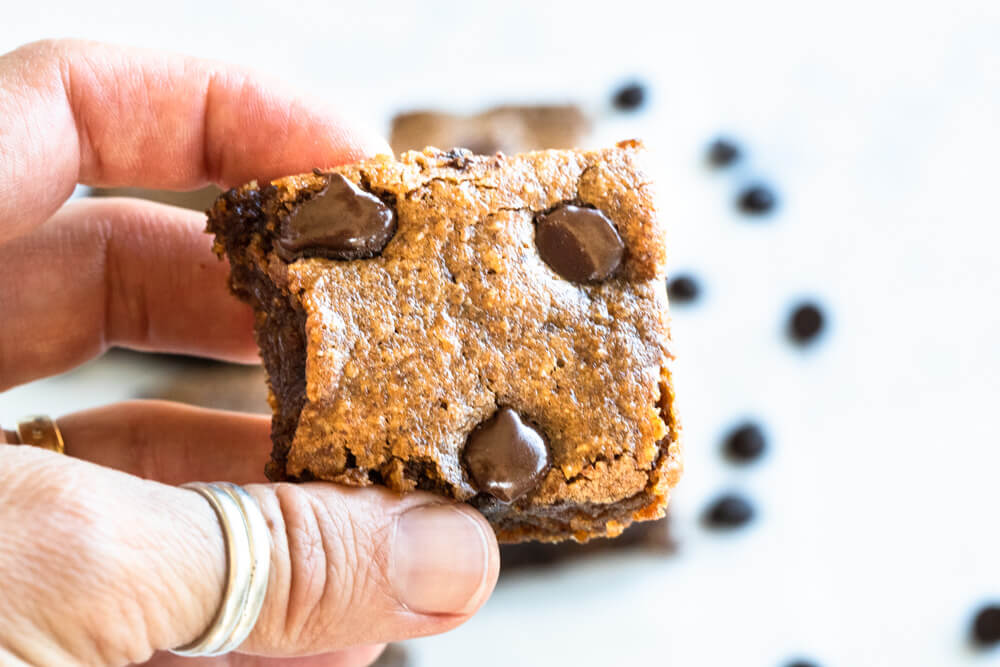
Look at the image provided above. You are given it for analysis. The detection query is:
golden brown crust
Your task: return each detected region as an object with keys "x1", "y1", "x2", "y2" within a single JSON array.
[{"x1": 207, "y1": 141, "x2": 681, "y2": 542}]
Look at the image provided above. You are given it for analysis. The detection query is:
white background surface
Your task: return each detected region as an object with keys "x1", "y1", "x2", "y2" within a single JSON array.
[{"x1": 3, "y1": 1, "x2": 1000, "y2": 665}]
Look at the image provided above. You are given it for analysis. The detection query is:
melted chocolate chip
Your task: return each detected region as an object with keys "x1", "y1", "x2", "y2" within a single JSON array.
[
  {"x1": 463, "y1": 408, "x2": 550, "y2": 502},
  {"x1": 723, "y1": 422, "x2": 767, "y2": 463},
  {"x1": 612, "y1": 81, "x2": 647, "y2": 110},
  {"x1": 707, "y1": 137, "x2": 742, "y2": 167},
  {"x1": 277, "y1": 173, "x2": 396, "y2": 261},
  {"x1": 737, "y1": 184, "x2": 778, "y2": 215},
  {"x1": 972, "y1": 605, "x2": 1000, "y2": 646},
  {"x1": 789, "y1": 302, "x2": 825, "y2": 344},
  {"x1": 535, "y1": 205, "x2": 624, "y2": 283},
  {"x1": 667, "y1": 274, "x2": 701, "y2": 303},
  {"x1": 703, "y1": 493, "x2": 755, "y2": 528}
]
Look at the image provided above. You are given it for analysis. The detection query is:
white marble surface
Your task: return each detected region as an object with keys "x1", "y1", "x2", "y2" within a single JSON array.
[{"x1": 3, "y1": 1, "x2": 1000, "y2": 665}]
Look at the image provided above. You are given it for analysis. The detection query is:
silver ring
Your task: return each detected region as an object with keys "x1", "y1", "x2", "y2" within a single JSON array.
[{"x1": 172, "y1": 482, "x2": 272, "y2": 657}]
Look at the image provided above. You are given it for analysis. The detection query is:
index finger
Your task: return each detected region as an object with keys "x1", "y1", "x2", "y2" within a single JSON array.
[{"x1": 0, "y1": 39, "x2": 388, "y2": 245}]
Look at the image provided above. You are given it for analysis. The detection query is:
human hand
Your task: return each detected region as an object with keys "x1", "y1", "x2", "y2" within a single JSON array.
[{"x1": 0, "y1": 39, "x2": 499, "y2": 666}]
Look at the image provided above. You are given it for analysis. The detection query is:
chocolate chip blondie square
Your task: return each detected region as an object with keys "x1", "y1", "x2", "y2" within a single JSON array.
[{"x1": 207, "y1": 140, "x2": 681, "y2": 542}]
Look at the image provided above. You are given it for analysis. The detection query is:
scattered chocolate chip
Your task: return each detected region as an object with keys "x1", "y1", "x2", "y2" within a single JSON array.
[
  {"x1": 276, "y1": 173, "x2": 396, "y2": 261},
  {"x1": 723, "y1": 422, "x2": 767, "y2": 463},
  {"x1": 612, "y1": 81, "x2": 647, "y2": 111},
  {"x1": 789, "y1": 302, "x2": 825, "y2": 344},
  {"x1": 703, "y1": 493, "x2": 754, "y2": 528},
  {"x1": 535, "y1": 205, "x2": 624, "y2": 282},
  {"x1": 737, "y1": 184, "x2": 777, "y2": 215},
  {"x1": 972, "y1": 604, "x2": 1000, "y2": 646},
  {"x1": 667, "y1": 274, "x2": 701, "y2": 303},
  {"x1": 463, "y1": 408, "x2": 550, "y2": 502},
  {"x1": 707, "y1": 138, "x2": 741, "y2": 167}
]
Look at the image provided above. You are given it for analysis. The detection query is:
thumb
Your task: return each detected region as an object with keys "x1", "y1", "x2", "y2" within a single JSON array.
[
  {"x1": 241, "y1": 481, "x2": 499, "y2": 655},
  {"x1": 0, "y1": 445, "x2": 499, "y2": 665}
]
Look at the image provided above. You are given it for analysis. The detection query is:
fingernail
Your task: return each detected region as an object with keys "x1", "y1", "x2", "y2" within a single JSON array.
[{"x1": 390, "y1": 504, "x2": 490, "y2": 615}]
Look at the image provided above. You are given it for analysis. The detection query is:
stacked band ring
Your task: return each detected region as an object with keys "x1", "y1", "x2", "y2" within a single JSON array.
[{"x1": 172, "y1": 482, "x2": 272, "y2": 657}]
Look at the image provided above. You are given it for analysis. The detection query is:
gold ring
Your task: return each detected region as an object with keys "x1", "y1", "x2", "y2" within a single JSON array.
[{"x1": 10, "y1": 415, "x2": 65, "y2": 454}]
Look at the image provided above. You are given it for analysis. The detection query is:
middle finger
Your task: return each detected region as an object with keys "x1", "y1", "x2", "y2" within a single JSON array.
[{"x1": 0, "y1": 196, "x2": 257, "y2": 392}]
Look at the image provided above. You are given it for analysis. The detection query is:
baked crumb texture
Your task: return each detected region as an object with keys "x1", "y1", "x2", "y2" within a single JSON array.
[{"x1": 207, "y1": 141, "x2": 682, "y2": 542}]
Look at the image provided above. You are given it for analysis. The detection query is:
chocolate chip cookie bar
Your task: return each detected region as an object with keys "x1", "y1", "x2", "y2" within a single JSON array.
[
  {"x1": 389, "y1": 104, "x2": 591, "y2": 155},
  {"x1": 206, "y1": 141, "x2": 682, "y2": 542}
]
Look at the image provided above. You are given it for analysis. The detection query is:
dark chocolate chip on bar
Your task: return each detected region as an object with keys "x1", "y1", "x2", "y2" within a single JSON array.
[
  {"x1": 276, "y1": 173, "x2": 396, "y2": 261},
  {"x1": 535, "y1": 205, "x2": 624, "y2": 282},
  {"x1": 463, "y1": 408, "x2": 550, "y2": 503}
]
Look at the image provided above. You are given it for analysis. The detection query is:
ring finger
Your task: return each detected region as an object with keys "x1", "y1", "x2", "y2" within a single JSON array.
[{"x1": 54, "y1": 400, "x2": 273, "y2": 485}]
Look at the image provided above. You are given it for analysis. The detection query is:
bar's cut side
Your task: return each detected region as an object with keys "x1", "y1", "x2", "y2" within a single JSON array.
[{"x1": 207, "y1": 141, "x2": 682, "y2": 542}]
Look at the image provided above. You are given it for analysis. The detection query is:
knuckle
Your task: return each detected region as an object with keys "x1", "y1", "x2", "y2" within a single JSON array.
[
  {"x1": 330, "y1": 502, "x2": 387, "y2": 612},
  {"x1": 103, "y1": 401, "x2": 160, "y2": 480},
  {"x1": 0, "y1": 450, "x2": 151, "y2": 664},
  {"x1": 14, "y1": 38, "x2": 60, "y2": 58},
  {"x1": 268, "y1": 484, "x2": 389, "y2": 651},
  {"x1": 269, "y1": 483, "x2": 330, "y2": 646},
  {"x1": 12, "y1": 39, "x2": 78, "y2": 71}
]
